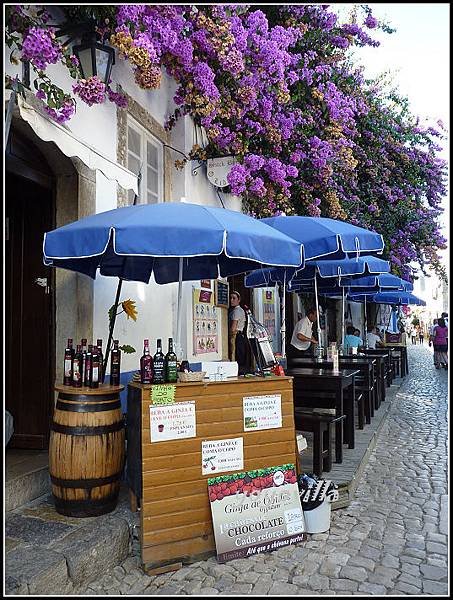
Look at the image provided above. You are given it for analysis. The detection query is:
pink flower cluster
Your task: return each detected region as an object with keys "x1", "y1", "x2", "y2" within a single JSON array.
[
  {"x1": 72, "y1": 76, "x2": 106, "y2": 106},
  {"x1": 22, "y1": 27, "x2": 61, "y2": 70}
]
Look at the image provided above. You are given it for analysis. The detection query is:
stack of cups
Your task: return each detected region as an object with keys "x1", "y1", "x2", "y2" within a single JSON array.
[{"x1": 332, "y1": 345, "x2": 340, "y2": 373}]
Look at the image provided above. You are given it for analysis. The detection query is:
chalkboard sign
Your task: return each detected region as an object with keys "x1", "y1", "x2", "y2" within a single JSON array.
[{"x1": 215, "y1": 281, "x2": 229, "y2": 307}]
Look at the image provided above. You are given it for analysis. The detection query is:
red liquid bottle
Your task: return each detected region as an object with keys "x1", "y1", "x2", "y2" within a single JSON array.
[
  {"x1": 110, "y1": 340, "x2": 121, "y2": 386},
  {"x1": 72, "y1": 344, "x2": 83, "y2": 388},
  {"x1": 97, "y1": 339, "x2": 104, "y2": 383},
  {"x1": 140, "y1": 339, "x2": 154, "y2": 384},
  {"x1": 84, "y1": 344, "x2": 93, "y2": 387},
  {"x1": 90, "y1": 346, "x2": 100, "y2": 389},
  {"x1": 63, "y1": 338, "x2": 74, "y2": 386}
]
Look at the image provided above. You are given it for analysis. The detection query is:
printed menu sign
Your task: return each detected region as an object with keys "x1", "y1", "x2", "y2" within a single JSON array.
[
  {"x1": 149, "y1": 401, "x2": 196, "y2": 442},
  {"x1": 243, "y1": 395, "x2": 282, "y2": 431},
  {"x1": 202, "y1": 438, "x2": 244, "y2": 475},
  {"x1": 208, "y1": 464, "x2": 305, "y2": 563}
]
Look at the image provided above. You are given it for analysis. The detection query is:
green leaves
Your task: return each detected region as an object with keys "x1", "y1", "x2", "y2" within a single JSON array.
[{"x1": 119, "y1": 344, "x2": 136, "y2": 354}]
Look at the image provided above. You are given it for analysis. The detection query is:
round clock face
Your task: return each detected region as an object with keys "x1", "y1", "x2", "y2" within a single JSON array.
[{"x1": 207, "y1": 157, "x2": 237, "y2": 188}]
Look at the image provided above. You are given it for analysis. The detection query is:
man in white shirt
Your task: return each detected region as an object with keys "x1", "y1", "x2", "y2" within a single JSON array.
[
  {"x1": 289, "y1": 307, "x2": 318, "y2": 357},
  {"x1": 366, "y1": 326, "x2": 384, "y2": 349}
]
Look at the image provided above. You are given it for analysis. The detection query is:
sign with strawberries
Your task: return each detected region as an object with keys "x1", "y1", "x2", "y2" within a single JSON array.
[
  {"x1": 201, "y1": 437, "x2": 244, "y2": 475},
  {"x1": 208, "y1": 464, "x2": 305, "y2": 563},
  {"x1": 243, "y1": 394, "x2": 282, "y2": 431}
]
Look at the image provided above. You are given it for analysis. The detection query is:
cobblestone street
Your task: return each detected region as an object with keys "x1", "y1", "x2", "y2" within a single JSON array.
[{"x1": 80, "y1": 345, "x2": 448, "y2": 596}]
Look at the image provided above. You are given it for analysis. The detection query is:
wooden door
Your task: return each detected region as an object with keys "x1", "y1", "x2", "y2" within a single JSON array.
[{"x1": 6, "y1": 162, "x2": 55, "y2": 448}]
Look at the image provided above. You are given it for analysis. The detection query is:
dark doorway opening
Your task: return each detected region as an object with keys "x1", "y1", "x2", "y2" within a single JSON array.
[{"x1": 6, "y1": 129, "x2": 55, "y2": 449}]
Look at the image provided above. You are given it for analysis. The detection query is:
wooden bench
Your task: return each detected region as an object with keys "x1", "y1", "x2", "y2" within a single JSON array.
[{"x1": 294, "y1": 409, "x2": 346, "y2": 476}]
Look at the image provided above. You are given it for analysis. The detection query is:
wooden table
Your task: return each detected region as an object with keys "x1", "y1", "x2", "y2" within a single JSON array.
[
  {"x1": 360, "y1": 351, "x2": 388, "y2": 405},
  {"x1": 126, "y1": 375, "x2": 297, "y2": 573},
  {"x1": 383, "y1": 343, "x2": 408, "y2": 377},
  {"x1": 285, "y1": 368, "x2": 359, "y2": 464},
  {"x1": 289, "y1": 356, "x2": 376, "y2": 422}
]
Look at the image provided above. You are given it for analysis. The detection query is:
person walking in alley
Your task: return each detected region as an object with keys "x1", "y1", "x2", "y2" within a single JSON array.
[
  {"x1": 430, "y1": 317, "x2": 448, "y2": 369},
  {"x1": 409, "y1": 324, "x2": 417, "y2": 345},
  {"x1": 418, "y1": 325, "x2": 425, "y2": 344},
  {"x1": 429, "y1": 319, "x2": 438, "y2": 342}
]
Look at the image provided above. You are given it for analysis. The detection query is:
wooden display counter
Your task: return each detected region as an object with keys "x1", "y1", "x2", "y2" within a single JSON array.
[{"x1": 127, "y1": 375, "x2": 296, "y2": 573}]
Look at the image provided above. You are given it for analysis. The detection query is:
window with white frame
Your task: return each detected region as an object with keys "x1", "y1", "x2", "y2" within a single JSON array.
[{"x1": 127, "y1": 115, "x2": 164, "y2": 204}]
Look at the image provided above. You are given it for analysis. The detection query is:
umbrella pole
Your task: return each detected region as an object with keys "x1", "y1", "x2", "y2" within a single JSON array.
[
  {"x1": 364, "y1": 296, "x2": 367, "y2": 346},
  {"x1": 342, "y1": 287, "x2": 345, "y2": 349},
  {"x1": 314, "y1": 274, "x2": 322, "y2": 349},
  {"x1": 281, "y1": 274, "x2": 286, "y2": 358},
  {"x1": 102, "y1": 278, "x2": 123, "y2": 382},
  {"x1": 175, "y1": 257, "x2": 184, "y2": 359}
]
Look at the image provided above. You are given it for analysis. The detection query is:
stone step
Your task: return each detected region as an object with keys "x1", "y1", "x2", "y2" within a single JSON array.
[
  {"x1": 5, "y1": 450, "x2": 51, "y2": 512},
  {"x1": 5, "y1": 485, "x2": 137, "y2": 595}
]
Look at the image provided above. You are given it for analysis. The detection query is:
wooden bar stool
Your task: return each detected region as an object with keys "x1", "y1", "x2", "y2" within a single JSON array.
[{"x1": 294, "y1": 409, "x2": 346, "y2": 476}]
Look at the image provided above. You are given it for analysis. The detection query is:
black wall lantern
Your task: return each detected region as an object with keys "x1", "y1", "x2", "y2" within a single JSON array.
[
  {"x1": 56, "y1": 18, "x2": 115, "y2": 85},
  {"x1": 72, "y1": 29, "x2": 115, "y2": 84}
]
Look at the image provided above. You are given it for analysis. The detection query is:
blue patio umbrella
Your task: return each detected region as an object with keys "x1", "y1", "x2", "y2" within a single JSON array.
[
  {"x1": 260, "y1": 215, "x2": 384, "y2": 262},
  {"x1": 43, "y1": 202, "x2": 304, "y2": 365},
  {"x1": 348, "y1": 291, "x2": 425, "y2": 306},
  {"x1": 347, "y1": 291, "x2": 425, "y2": 337},
  {"x1": 245, "y1": 256, "x2": 390, "y2": 353},
  {"x1": 311, "y1": 275, "x2": 414, "y2": 342},
  {"x1": 257, "y1": 216, "x2": 385, "y2": 349}
]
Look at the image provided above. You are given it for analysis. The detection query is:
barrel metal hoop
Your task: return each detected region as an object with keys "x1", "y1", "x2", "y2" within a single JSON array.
[
  {"x1": 56, "y1": 400, "x2": 121, "y2": 413},
  {"x1": 58, "y1": 392, "x2": 119, "y2": 402},
  {"x1": 51, "y1": 421, "x2": 124, "y2": 435},
  {"x1": 50, "y1": 471, "x2": 123, "y2": 488},
  {"x1": 53, "y1": 495, "x2": 119, "y2": 517}
]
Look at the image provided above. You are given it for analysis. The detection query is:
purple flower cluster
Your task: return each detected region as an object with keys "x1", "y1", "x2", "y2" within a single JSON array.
[
  {"x1": 72, "y1": 76, "x2": 106, "y2": 106},
  {"x1": 7, "y1": 4, "x2": 447, "y2": 278},
  {"x1": 107, "y1": 88, "x2": 128, "y2": 108},
  {"x1": 22, "y1": 27, "x2": 61, "y2": 70},
  {"x1": 44, "y1": 100, "x2": 76, "y2": 124}
]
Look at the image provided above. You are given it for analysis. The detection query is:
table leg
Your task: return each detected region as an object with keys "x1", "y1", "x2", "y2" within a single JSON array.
[
  {"x1": 335, "y1": 388, "x2": 343, "y2": 463},
  {"x1": 343, "y1": 382, "x2": 355, "y2": 449},
  {"x1": 380, "y1": 362, "x2": 386, "y2": 402}
]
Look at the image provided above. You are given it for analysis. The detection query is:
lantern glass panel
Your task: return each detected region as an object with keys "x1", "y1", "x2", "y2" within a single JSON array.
[
  {"x1": 95, "y1": 48, "x2": 110, "y2": 82},
  {"x1": 77, "y1": 46, "x2": 94, "y2": 79}
]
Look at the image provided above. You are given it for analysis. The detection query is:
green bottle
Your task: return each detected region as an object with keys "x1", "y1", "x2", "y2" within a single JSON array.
[{"x1": 164, "y1": 338, "x2": 178, "y2": 383}]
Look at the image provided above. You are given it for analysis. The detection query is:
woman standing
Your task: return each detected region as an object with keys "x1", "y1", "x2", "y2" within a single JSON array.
[{"x1": 431, "y1": 317, "x2": 448, "y2": 369}]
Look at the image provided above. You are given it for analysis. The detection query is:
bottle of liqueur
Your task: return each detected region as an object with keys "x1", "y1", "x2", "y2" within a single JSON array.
[
  {"x1": 84, "y1": 344, "x2": 93, "y2": 387},
  {"x1": 96, "y1": 339, "x2": 104, "y2": 383},
  {"x1": 153, "y1": 338, "x2": 165, "y2": 384},
  {"x1": 63, "y1": 338, "x2": 74, "y2": 386},
  {"x1": 110, "y1": 340, "x2": 121, "y2": 386},
  {"x1": 80, "y1": 338, "x2": 88, "y2": 385},
  {"x1": 164, "y1": 338, "x2": 178, "y2": 383},
  {"x1": 72, "y1": 344, "x2": 83, "y2": 387},
  {"x1": 140, "y1": 339, "x2": 154, "y2": 384},
  {"x1": 90, "y1": 346, "x2": 100, "y2": 388}
]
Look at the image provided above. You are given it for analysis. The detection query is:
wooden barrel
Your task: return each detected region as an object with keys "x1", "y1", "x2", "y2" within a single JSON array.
[{"x1": 49, "y1": 384, "x2": 125, "y2": 517}]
